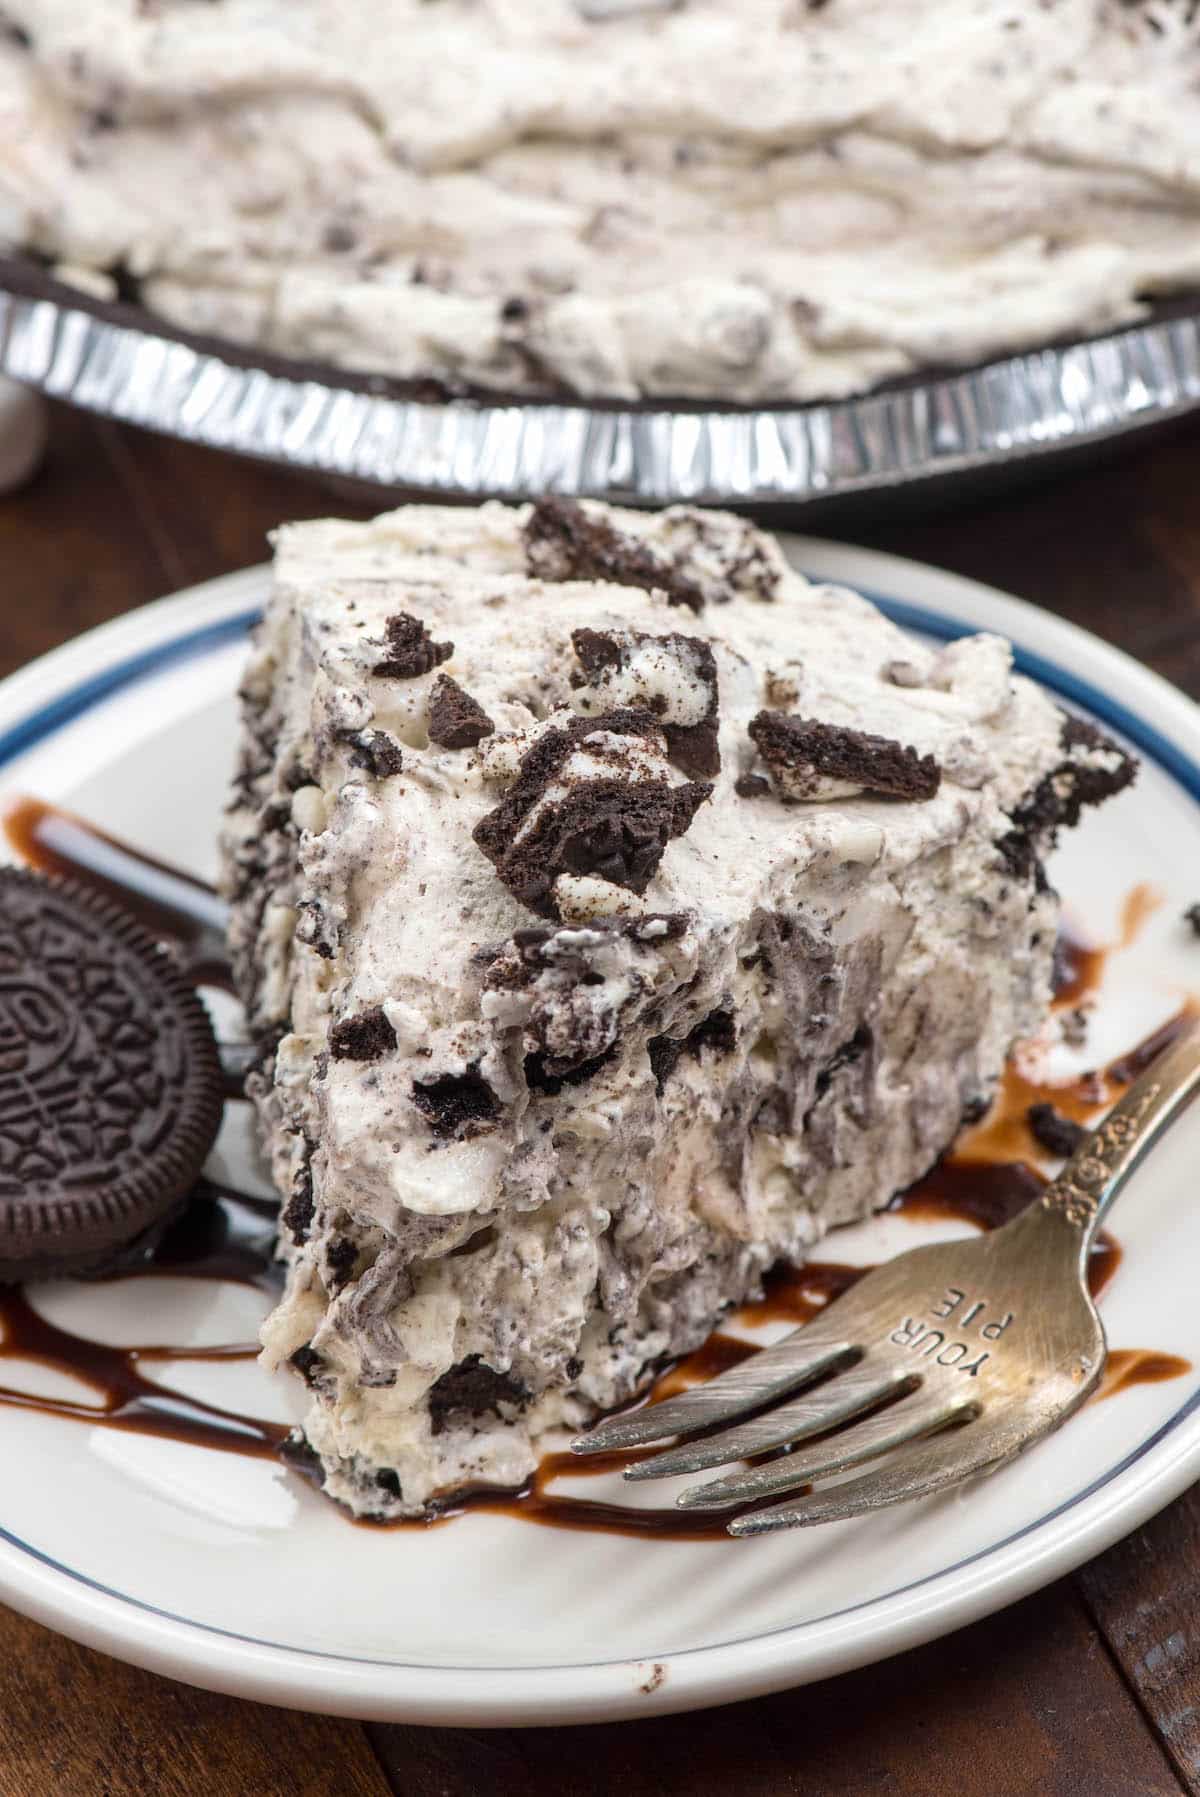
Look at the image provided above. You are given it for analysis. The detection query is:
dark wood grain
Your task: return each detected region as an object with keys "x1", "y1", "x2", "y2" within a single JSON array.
[
  {"x1": 2, "y1": 401, "x2": 1200, "y2": 1797},
  {"x1": 839, "y1": 433, "x2": 1200, "y2": 699},
  {"x1": 0, "y1": 1604, "x2": 391, "y2": 1797},
  {"x1": 370, "y1": 1586, "x2": 1180, "y2": 1797},
  {"x1": 1078, "y1": 1482, "x2": 1200, "y2": 1792}
]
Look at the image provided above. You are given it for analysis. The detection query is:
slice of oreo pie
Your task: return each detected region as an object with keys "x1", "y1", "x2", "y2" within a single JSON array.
[{"x1": 0, "y1": 868, "x2": 224, "y2": 1282}]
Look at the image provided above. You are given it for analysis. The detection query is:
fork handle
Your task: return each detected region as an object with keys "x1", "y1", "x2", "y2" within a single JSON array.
[{"x1": 1040, "y1": 1020, "x2": 1200, "y2": 1244}]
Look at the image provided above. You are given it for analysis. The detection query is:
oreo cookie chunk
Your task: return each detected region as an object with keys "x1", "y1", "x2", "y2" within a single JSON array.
[
  {"x1": 373, "y1": 611, "x2": 453, "y2": 678},
  {"x1": 571, "y1": 626, "x2": 720, "y2": 778},
  {"x1": 473, "y1": 710, "x2": 712, "y2": 917},
  {"x1": 522, "y1": 497, "x2": 706, "y2": 613},
  {"x1": 0, "y1": 869, "x2": 224, "y2": 1282},
  {"x1": 427, "y1": 674, "x2": 495, "y2": 749},
  {"x1": 748, "y1": 712, "x2": 942, "y2": 803},
  {"x1": 1026, "y1": 1102, "x2": 1087, "y2": 1158}
]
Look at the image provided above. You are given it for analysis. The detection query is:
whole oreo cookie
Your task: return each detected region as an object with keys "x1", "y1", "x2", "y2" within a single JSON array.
[{"x1": 0, "y1": 868, "x2": 224, "y2": 1282}]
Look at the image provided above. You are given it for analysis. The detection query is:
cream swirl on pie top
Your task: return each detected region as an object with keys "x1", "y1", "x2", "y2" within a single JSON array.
[{"x1": 0, "y1": 0, "x2": 1198, "y2": 401}]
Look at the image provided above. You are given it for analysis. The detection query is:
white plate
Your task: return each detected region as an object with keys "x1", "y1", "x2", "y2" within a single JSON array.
[{"x1": 1, "y1": 540, "x2": 1198, "y2": 1727}]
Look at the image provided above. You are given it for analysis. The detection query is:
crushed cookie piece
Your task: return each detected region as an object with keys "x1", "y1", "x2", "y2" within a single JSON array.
[
  {"x1": 748, "y1": 712, "x2": 941, "y2": 802},
  {"x1": 330, "y1": 1006, "x2": 397, "y2": 1062},
  {"x1": 1060, "y1": 1006, "x2": 1090, "y2": 1048},
  {"x1": 647, "y1": 1034, "x2": 684, "y2": 1093},
  {"x1": 572, "y1": 625, "x2": 720, "y2": 777},
  {"x1": 325, "y1": 1236, "x2": 358, "y2": 1290},
  {"x1": 1184, "y1": 903, "x2": 1200, "y2": 938},
  {"x1": 525, "y1": 1045, "x2": 616, "y2": 1095},
  {"x1": 346, "y1": 730, "x2": 404, "y2": 777},
  {"x1": 428, "y1": 1355, "x2": 529, "y2": 1434},
  {"x1": 686, "y1": 1007, "x2": 736, "y2": 1055},
  {"x1": 647, "y1": 1008, "x2": 733, "y2": 1092},
  {"x1": 1000, "y1": 714, "x2": 1137, "y2": 879},
  {"x1": 412, "y1": 1069, "x2": 501, "y2": 1138},
  {"x1": 735, "y1": 772, "x2": 770, "y2": 798},
  {"x1": 1027, "y1": 1102, "x2": 1087, "y2": 1158},
  {"x1": 486, "y1": 912, "x2": 688, "y2": 990},
  {"x1": 282, "y1": 1163, "x2": 315, "y2": 1245},
  {"x1": 523, "y1": 496, "x2": 705, "y2": 612},
  {"x1": 473, "y1": 710, "x2": 712, "y2": 917},
  {"x1": 290, "y1": 1344, "x2": 324, "y2": 1385},
  {"x1": 427, "y1": 674, "x2": 496, "y2": 749},
  {"x1": 374, "y1": 611, "x2": 453, "y2": 679}
]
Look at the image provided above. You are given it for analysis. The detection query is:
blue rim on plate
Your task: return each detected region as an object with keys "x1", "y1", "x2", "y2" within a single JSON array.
[{"x1": 1, "y1": 587, "x2": 1198, "y2": 1677}]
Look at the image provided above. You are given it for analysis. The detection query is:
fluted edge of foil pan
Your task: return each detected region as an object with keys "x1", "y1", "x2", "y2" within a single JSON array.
[{"x1": 2, "y1": 281, "x2": 1199, "y2": 506}]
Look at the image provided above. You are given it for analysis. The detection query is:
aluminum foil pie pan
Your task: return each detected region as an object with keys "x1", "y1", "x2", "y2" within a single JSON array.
[{"x1": 2, "y1": 259, "x2": 1198, "y2": 509}]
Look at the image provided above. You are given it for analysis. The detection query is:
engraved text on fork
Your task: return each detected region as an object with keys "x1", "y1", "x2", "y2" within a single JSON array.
[{"x1": 890, "y1": 1290, "x2": 1013, "y2": 1376}]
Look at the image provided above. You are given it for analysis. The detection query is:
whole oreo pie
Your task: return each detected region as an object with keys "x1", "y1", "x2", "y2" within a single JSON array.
[{"x1": 0, "y1": 868, "x2": 224, "y2": 1282}]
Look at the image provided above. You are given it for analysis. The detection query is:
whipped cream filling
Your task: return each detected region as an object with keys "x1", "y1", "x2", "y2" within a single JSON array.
[{"x1": 1, "y1": 1, "x2": 1197, "y2": 403}]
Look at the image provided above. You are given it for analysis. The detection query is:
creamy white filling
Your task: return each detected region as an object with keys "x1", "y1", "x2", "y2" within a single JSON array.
[{"x1": 1, "y1": 1, "x2": 1197, "y2": 402}]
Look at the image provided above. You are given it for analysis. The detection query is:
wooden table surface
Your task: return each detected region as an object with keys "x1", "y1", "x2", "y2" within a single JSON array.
[{"x1": 3, "y1": 402, "x2": 1200, "y2": 1797}]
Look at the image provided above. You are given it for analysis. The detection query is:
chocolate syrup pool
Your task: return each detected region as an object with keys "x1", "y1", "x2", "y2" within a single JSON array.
[{"x1": 1, "y1": 798, "x2": 1191, "y2": 1539}]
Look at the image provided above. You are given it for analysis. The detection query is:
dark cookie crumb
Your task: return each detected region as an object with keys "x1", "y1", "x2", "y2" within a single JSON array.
[
  {"x1": 282, "y1": 1164, "x2": 315, "y2": 1245},
  {"x1": 290, "y1": 1343, "x2": 324, "y2": 1385},
  {"x1": 512, "y1": 911, "x2": 688, "y2": 961},
  {"x1": 295, "y1": 897, "x2": 336, "y2": 960},
  {"x1": 523, "y1": 496, "x2": 706, "y2": 613},
  {"x1": 748, "y1": 712, "x2": 941, "y2": 802},
  {"x1": 686, "y1": 1007, "x2": 736, "y2": 1055},
  {"x1": 734, "y1": 772, "x2": 770, "y2": 798},
  {"x1": 325, "y1": 1236, "x2": 359, "y2": 1290},
  {"x1": 648, "y1": 1007, "x2": 734, "y2": 1093},
  {"x1": 1060, "y1": 1006, "x2": 1090, "y2": 1048},
  {"x1": 647, "y1": 1034, "x2": 684, "y2": 1094},
  {"x1": 999, "y1": 714, "x2": 1138, "y2": 879},
  {"x1": 1027, "y1": 1102, "x2": 1087, "y2": 1158},
  {"x1": 330, "y1": 1005, "x2": 397, "y2": 1063},
  {"x1": 525, "y1": 1045, "x2": 616, "y2": 1095},
  {"x1": 427, "y1": 674, "x2": 495, "y2": 749},
  {"x1": 811, "y1": 1025, "x2": 872, "y2": 1106},
  {"x1": 1050, "y1": 933, "x2": 1075, "y2": 999},
  {"x1": 412, "y1": 1069, "x2": 501, "y2": 1138},
  {"x1": 486, "y1": 912, "x2": 689, "y2": 991},
  {"x1": 374, "y1": 611, "x2": 453, "y2": 679},
  {"x1": 346, "y1": 730, "x2": 404, "y2": 777},
  {"x1": 473, "y1": 710, "x2": 711, "y2": 916},
  {"x1": 1184, "y1": 904, "x2": 1200, "y2": 937},
  {"x1": 572, "y1": 625, "x2": 720, "y2": 777},
  {"x1": 960, "y1": 1092, "x2": 991, "y2": 1126},
  {"x1": 428, "y1": 1355, "x2": 530, "y2": 1434},
  {"x1": 375, "y1": 1468, "x2": 403, "y2": 1498}
]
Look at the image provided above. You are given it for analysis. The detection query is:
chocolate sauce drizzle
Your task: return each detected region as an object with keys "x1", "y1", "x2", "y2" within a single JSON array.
[
  {"x1": 0, "y1": 798, "x2": 1191, "y2": 1539},
  {"x1": 3, "y1": 796, "x2": 233, "y2": 987},
  {"x1": 0, "y1": 1182, "x2": 285, "y2": 1461}
]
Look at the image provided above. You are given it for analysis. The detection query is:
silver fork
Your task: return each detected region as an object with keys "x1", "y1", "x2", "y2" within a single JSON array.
[{"x1": 572, "y1": 1026, "x2": 1200, "y2": 1535}]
